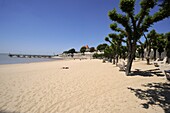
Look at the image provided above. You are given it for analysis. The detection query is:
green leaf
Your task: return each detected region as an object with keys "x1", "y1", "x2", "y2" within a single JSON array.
[
  {"x1": 120, "y1": 0, "x2": 135, "y2": 13},
  {"x1": 110, "y1": 23, "x2": 117, "y2": 31}
]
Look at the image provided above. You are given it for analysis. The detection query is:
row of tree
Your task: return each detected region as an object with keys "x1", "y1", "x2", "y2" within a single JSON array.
[
  {"x1": 104, "y1": 0, "x2": 170, "y2": 75},
  {"x1": 104, "y1": 30, "x2": 170, "y2": 64},
  {"x1": 139, "y1": 30, "x2": 170, "y2": 64},
  {"x1": 63, "y1": 44, "x2": 108, "y2": 54}
]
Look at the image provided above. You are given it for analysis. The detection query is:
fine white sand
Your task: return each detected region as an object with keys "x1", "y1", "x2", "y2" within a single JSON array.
[{"x1": 0, "y1": 59, "x2": 168, "y2": 113}]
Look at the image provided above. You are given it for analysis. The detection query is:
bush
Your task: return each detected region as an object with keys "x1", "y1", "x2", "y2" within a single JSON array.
[
  {"x1": 90, "y1": 47, "x2": 95, "y2": 52},
  {"x1": 93, "y1": 53, "x2": 104, "y2": 59}
]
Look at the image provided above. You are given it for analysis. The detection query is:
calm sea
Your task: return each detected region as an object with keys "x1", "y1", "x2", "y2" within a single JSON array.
[{"x1": 0, "y1": 53, "x2": 62, "y2": 65}]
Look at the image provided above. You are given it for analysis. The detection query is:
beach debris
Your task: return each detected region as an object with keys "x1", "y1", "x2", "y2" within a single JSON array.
[
  {"x1": 62, "y1": 66, "x2": 69, "y2": 69},
  {"x1": 102, "y1": 58, "x2": 106, "y2": 63}
]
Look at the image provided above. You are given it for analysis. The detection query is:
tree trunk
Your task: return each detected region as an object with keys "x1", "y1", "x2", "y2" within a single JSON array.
[
  {"x1": 147, "y1": 52, "x2": 151, "y2": 64},
  {"x1": 123, "y1": 56, "x2": 126, "y2": 60},
  {"x1": 167, "y1": 58, "x2": 170, "y2": 64},
  {"x1": 159, "y1": 52, "x2": 162, "y2": 60},
  {"x1": 113, "y1": 58, "x2": 115, "y2": 64},
  {"x1": 153, "y1": 48, "x2": 157, "y2": 61},
  {"x1": 115, "y1": 54, "x2": 118, "y2": 64},
  {"x1": 109, "y1": 58, "x2": 112, "y2": 63},
  {"x1": 125, "y1": 44, "x2": 136, "y2": 76},
  {"x1": 146, "y1": 47, "x2": 151, "y2": 65},
  {"x1": 166, "y1": 50, "x2": 170, "y2": 64},
  {"x1": 138, "y1": 52, "x2": 141, "y2": 59},
  {"x1": 141, "y1": 52, "x2": 144, "y2": 60},
  {"x1": 146, "y1": 58, "x2": 150, "y2": 65},
  {"x1": 166, "y1": 40, "x2": 170, "y2": 64},
  {"x1": 120, "y1": 53, "x2": 122, "y2": 59}
]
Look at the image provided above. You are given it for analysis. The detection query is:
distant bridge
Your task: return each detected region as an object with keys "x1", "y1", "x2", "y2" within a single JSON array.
[{"x1": 9, "y1": 53, "x2": 54, "y2": 58}]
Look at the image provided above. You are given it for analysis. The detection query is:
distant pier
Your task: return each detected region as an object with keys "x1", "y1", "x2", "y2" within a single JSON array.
[{"x1": 9, "y1": 53, "x2": 54, "y2": 58}]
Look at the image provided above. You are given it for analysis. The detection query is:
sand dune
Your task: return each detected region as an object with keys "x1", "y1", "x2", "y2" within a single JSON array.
[{"x1": 0, "y1": 59, "x2": 168, "y2": 113}]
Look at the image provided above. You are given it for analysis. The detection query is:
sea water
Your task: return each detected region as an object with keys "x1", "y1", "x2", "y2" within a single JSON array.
[{"x1": 0, "y1": 53, "x2": 62, "y2": 65}]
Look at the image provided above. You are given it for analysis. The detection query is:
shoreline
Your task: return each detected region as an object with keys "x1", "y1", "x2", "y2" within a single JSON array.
[
  {"x1": 0, "y1": 57, "x2": 89, "y2": 66},
  {"x1": 0, "y1": 58, "x2": 62, "y2": 65},
  {"x1": 0, "y1": 53, "x2": 91, "y2": 65},
  {"x1": 0, "y1": 56, "x2": 64, "y2": 65}
]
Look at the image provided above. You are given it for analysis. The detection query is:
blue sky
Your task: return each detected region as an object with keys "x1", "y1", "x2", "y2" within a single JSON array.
[{"x1": 0, "y1": 0, "x2": 169, "y2": 54}]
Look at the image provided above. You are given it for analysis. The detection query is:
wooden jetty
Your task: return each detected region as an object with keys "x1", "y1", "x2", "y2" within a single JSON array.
[{"x1": 9, "y1": 53, "x2": 54, "y2": 58}]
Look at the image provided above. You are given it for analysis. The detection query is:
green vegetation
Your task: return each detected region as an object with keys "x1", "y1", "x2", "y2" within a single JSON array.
[
  {"x1": 89, "y1": 47, "x2": 95, "y2": 52},
  {"x1": 63, "y1": 48, "x2": 76, "y2": 54},
  {"x1": 108, "y1": 0, "x2": 170, "y2": 75},
  {"x1": 105, "y1": 33, "x2": 125, "y2": 64},
  {"x1": 80, "y1": 46, "x2": 86, "y2": 54},
  {"x1": 68, "y1": 48, "x2": 76, "y2": 54},
  {"x1": 157, "y1": 34, "x2": 166, "y2": 60},
  {"x1": 144, "y1": 29, "x2": 159, "y2": 64},
  {"x1": 97, "y1": 43, "x2": 107, "y2": 52},
  {"x1": 104, "y1": 45, "x2": 115, "y2": 63},
  {"x1": 63, "y1": 48, "x2": 76, "y2": 57},
  {"x1": 93, "y1": 53, "x2": 104, "y2": 59}
]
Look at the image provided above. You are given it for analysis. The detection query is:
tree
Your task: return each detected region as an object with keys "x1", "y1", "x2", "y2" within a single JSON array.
[
  {"x1": 105, "y1": 37, "x2": 117, "y2": 64},
  {"x1": 104, "y1": 45, "x2": 116, "y2": 63},
  {"x1": 67, "y1": 48, "x2": 76, "y2": 57},
  {"x1": 63, "y1": 48, "x2": 76, "y2": 54},
  {"x1": 165, "y1": 32, "x2": 170, "y2": 63},
  {"x1": 144, "y1": 29, "x2": 159, "y2": 64},
  {"x1": 80, "y1": 46, "x2": 86, "y2": 54},
  {"x1": 136, "y1": 45, "x2": 144, "y2": 60},
  {"x1": 157, "y1": 34, "x2": 166, "y2": 59},
  {"x1": 89, "y1": 47, "x2": 95, "y2": 52},
  {"x1": 108, "y1": 0, "x2": 170, "y2": 75},
  {"x1": 68, "y1": 48, "x2": 76, "y2": 54},
  {"x1": 150, "y1": 30, "x2": 159, "y2": 61},
  {"x1": 63, "y1": 51, "x2": 68, "y2": 54},
  {"x1": 93, "y1": 53, "x2": 104, "y2": 59},
  {"x1": 120, "y1": 46, "x2": 128, "y2": 60},
  {"x1": 105, "y1": 33, "x2": 125, "y2": 64},
  {"x1": 97, "y1": 43, "x2": 107, "y2": 52}
]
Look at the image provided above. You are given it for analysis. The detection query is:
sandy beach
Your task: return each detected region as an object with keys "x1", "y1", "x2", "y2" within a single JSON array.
[{"x1": 0, "y1": 59, "x2": 169, "y2": 113}]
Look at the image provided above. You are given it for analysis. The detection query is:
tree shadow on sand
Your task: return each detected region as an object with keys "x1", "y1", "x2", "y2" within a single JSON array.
[
  {"x1": 128, "y1": 82, "x2": 170, "y2": 113},
  {"x1": 128, "y1": 68, "x2": 165, "y2": 77}
]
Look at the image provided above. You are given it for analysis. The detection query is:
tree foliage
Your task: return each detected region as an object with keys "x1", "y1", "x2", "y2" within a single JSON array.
[
  {"x1": 63, "y1": 51, "x2": 69, "y2": 54},
  {"x1": 97, "y1": 43, "x2": 108, "y2": 51},
  {"x1": 89, "y1": 47, "x2": 95, "y2": 52},
  {"x1": 93, "y1": 53, "x2": 104, "y2": 59},
  {"x1": 68, "y1": 48, "x2": 76, "y2": 53},
  {"x1": 63, "y1": 48, "x2": 76, "y2": 54},
  {"x1": 104, "y1": 45, "x2": 114, "y2": 58},
  {"x1": 80, "y1": 46, "x2": 86, "y2": 53},
  {"x1": 105, "y1": 33, "x2": 125, "y2": 63},
  {"x1": 145, "y1": 29, "x2": 158, "y2": 63}
]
